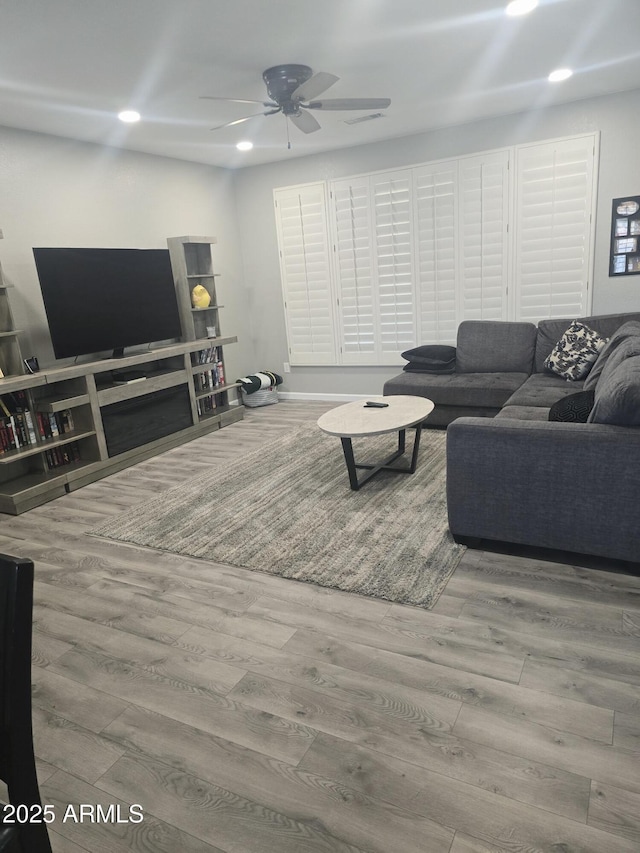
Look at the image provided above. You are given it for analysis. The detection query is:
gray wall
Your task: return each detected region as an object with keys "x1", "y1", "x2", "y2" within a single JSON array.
[
  {"x1": 0, "y1": 125, "x2": 255, "y2": 381},
  {"x1": 2, "y1": 89, "x2": 639, "y2": 399},
  {"x1": 234, "y1": 87, "x2": 640, "y2": 397}
]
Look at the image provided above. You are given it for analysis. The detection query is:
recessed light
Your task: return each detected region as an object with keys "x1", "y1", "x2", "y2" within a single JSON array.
[
  {"x1": 118, "y1": 110, "x2": 141, "y2": 123},
  {"x1": 505, "y1": 0, "x2": 538, "y2": 16},
  {"x1": 236, "y1": 140, "x2": 253, "y2": 151},
  {"x1": 548, "y1": 68, "x2": 573, "y2": 82}
]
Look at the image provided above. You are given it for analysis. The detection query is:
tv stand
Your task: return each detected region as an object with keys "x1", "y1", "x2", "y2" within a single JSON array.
[
  {"x1": 111, "y1": 368, "x2": 147, "y2": 384},
  {"x1": 0, "y1": 233, "x2": 243, "y2": 514},
  {"x1": 0, "y1": 339, "x2": 243, "y2": 514}
]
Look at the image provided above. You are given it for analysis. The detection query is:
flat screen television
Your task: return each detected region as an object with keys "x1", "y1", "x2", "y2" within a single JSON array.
[{"x1": 32, "y1": 247, "x2": 182, "y2": 360}]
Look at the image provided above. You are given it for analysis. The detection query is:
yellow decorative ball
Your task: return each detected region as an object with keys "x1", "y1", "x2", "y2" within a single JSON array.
[{"x1": 191, "y1": 284, "x2": 211, "y2": 308}]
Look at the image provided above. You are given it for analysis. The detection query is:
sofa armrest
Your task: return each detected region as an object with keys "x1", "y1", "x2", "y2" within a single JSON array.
[{"x1": 446, "y1": 417, "x2": 640, "y2": 562}]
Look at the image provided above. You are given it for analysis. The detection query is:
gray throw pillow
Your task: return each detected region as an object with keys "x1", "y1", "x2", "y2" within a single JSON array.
[
  {"x1": 401, "y1": 345, "x2": 456, "y2": 374},
  {"x1": 584, "y1": 320, "x2": 640, "y2": 390},
  {"x1": 401, "y1": 345, "x2": 456, "y2": 365},
  {"x1": 544, "y1": 321, "x2": 608, "y2": 381},
  {"x1": 588, "y1": 355, "x2": 640, "y2": 425}
]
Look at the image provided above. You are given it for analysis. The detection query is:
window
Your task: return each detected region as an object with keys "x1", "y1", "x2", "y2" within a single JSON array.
[
  {"x1": 274, "y1": 183, "x2": 336, "y2": 365},
  {"x1": 274, "y1": 133, "x2": 598, "y2": 366}
]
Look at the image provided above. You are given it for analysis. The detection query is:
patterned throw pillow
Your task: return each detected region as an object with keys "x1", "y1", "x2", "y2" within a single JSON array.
[
  {"x1": 544, "y1": 321, "x2": 608, "y2": 381},
  {"x1": 548, "y1": 390, "x2": 595, "y2": 422}
]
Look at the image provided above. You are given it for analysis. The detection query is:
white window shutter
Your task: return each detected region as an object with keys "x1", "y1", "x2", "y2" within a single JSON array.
[
  {"x1": 274, "y1": 184, "x2": 337, "y2": 365},
  {"x1": 275, "y1": 134, "x2": 598, "y2": 367},
  {"x1": 513, "y1": 134, "x2": 598, "y2": 323},
  {"x1": 458, "y1": 150, "x2": 510, "y2": 322},
  {"x1": 330, "y1": 177, "x2": 377, "y2": 364},
  {"x1": 413, "y1": 162, "x2": 458, "y2": 344},
  {"x1": 372, "y1": 170, "x2": 416, "y2": 363}
]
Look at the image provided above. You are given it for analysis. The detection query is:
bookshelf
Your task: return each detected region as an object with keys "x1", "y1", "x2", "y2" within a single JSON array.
[
  {"x1": 0, "y1": 236, "x2": 244, "y2": 514},
  {"x1": 0, "y1": 261, "x2": 25, "y2": 379},
  {"x1": 0, "y1": 341, "x2": 243, "y2": 514},
  {"x1": 167, "y1": 235, "x2": 241, "y2": 420}
]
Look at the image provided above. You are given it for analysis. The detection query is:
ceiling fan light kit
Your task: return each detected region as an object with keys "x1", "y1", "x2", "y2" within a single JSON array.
[{"x1": 202, "y1": 63, "x2": 391, "y2": 142}]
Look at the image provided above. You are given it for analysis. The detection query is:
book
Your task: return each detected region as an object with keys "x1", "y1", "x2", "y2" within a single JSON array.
[
  {"x1": 23, "y1": 410, "x2": 37, "y2": 444},
  {"x1": 7, "y1": 416, "x2": 20, "y2": 449},
  {"x1": 48, "y1": 412, "x2": 60, "y2": 437}
]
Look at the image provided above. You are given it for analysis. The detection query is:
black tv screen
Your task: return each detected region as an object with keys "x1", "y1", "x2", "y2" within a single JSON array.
[{"x1": 33, "y1": 247, "x2": 182, "y2": 359}]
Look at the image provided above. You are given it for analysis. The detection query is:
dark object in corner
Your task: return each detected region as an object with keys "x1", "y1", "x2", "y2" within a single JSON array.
[
  {"x1": 23, "y1": 357, "x2": 39, "y2": 374},
  {"x1": 0, "y1": 553, "x2": 53, "y2": 852},
  {"x1": 548, "y1": 390, "x2": 595, "y2": 422},
  {"x1": 401, "y1": 344, "x2": 456, "y2": 374}
]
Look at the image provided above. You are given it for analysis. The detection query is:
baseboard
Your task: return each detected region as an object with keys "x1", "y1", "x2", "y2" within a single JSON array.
[{"x1": 277, "y1": 391, "x2": 370, "y2": 402}]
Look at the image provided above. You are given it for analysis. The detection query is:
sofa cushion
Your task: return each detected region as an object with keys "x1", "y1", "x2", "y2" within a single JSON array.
[
  {"x1": 456, "y1": 321, "x2": 537, "y2": 374},
  {"x1": 548, "y1": 390, "x2": 595, "y2": 422},
  {"x1": 535, "y1": 312, "x2": 640, "y2": 372},
  {"x1": 543, "y1": 321, "x2": 607, "y2": 380},
  {"x1": 588, "y1": 355, "x2": 640, "y2": 426},
  {"x1": 590, "y1": 335, "x2": 640, "y2": 389},
  {"x1": 383, "y1": 370, "x2": 528, "y2": 408},
  {"x1": 496, "y1": 405, "x2": 551, "y2": 421},
  {"x1": 504, "y1": 373, "x2": 585, "y2": 408},
  {"x1": 583, "y1": 320, "x2": 640, "y2": 390},
  {"x1": 401, "y1": 344, "x2": 456, "y2": 374}
]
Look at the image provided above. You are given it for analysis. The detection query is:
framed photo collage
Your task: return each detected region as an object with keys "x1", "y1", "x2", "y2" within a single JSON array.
[{"x1": 610, "y1": 195, "x2": 640, "y2": 276}]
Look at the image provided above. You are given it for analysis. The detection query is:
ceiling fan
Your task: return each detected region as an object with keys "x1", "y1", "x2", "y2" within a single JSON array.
[{"x1": 201, "y1": 64, "x2": 391, "y2": 138}]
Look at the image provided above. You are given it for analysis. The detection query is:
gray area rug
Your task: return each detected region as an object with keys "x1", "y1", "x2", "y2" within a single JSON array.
[{"x1": 91, "y1": 424, "x2": 465, "y2": 609}]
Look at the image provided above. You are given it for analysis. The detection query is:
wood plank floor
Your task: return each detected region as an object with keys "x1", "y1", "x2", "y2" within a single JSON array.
[{"x1": 1, "y1": 400, "x2": 639, "y2": 852}]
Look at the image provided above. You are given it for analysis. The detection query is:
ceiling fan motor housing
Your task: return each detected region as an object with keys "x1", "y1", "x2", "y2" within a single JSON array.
[{"x1": 262, "y1": 64, "x2": 312, "y2": 106}]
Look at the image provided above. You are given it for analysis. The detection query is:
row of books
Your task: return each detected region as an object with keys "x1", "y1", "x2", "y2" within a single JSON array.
[
  {"x1": 0, "y1": 410, "x2": 37, "y2": 453},
  {"x1": 36, "y1": 409, "x2": 75, "y2": 440},
  {"x1": 196, "y1": 396, "x2": 217, "y2": 417},
  {"x1": 0, "y1": 392, "x2": 76, "y2": 455},
  {"x1": 45, "y1": 442, "x2": 81, "y2": 470},
  {"x1": 195, "y1": 361, "x2": 225, "y2": 393},
  {"x1": 196, "y1": 345, "x2": 221, "y2": 365}
]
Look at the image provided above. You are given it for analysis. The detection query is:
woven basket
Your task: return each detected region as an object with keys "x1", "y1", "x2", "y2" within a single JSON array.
[{"x1": 241, "y1": 387, "x2": 279, "y2": 408}]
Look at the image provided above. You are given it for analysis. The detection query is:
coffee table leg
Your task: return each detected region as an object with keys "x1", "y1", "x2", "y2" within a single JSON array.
[
  {"x1": 340, "y1": 426, "x2": 422, "y2": 490},
  {"x1": 408, "y1": 424, "x2": 422, "y2": 473},
  {"x1": 340, "y1": 437, "x2": 361, "y2": 491}
]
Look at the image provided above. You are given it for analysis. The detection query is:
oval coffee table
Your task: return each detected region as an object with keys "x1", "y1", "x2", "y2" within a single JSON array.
[{"x1": 317, "y1": 395, "x2": 435, "y2": 491}]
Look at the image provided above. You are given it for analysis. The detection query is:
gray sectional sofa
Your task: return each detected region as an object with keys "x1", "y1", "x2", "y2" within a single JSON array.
[{"x1": 383, "y1": 312, "x2": 640, "y2": 563}]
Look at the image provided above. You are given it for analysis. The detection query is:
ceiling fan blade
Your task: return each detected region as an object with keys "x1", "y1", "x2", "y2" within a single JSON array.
[
  {"x1": 305, "y1": 98, "x2": 391, "y2": 111},
  {"x1": 210, "y1": 111, "x2": 277, "y2": 131},
  {"x1": 289, "y1": 109, "x2": 321, "y2": 134},
  {"x1": 291, "y1": 71, "x2": 339, "y2": 102},
  {"x1": 200, "y1": 96, "x2": 278, "y2": 107}
]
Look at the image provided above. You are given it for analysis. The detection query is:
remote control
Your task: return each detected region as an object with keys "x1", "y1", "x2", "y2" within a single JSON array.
[{"x1": 364, "y1": 401, "x2": 389, "y2": 408}]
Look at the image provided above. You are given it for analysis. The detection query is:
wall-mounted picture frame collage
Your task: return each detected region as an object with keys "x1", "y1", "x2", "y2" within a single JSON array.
[{"x1": 610, "y1": 195, "x2": 640, "y2": 276}]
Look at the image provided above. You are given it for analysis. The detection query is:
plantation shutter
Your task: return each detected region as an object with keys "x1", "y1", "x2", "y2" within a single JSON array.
[
  {"x1": 274, "y1": 184, "x2": 337, "y2": 365},
  {"x1": 275, "y1": 134, "x2": 598, "y2": 365},
  {"x1": 458, "y1": 150, "x2": 510, "y2": 321},
  {"x1": 372, "y1": 170, "x2": 415, "y2": 363},
  {"x1": 513, "y1": 134, "x2": 597, "y2": 323},
  {"x1": 330, "y1": 177, "x2": 376, "y2": 364},
  {"x1": 413, "y1": 161, "x2": 458, "y2": 344}
]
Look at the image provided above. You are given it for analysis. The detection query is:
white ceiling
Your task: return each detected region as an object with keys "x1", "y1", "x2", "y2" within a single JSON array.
[{"x1": 1, "y1": 0, "x2": 639, "y2": 169}]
